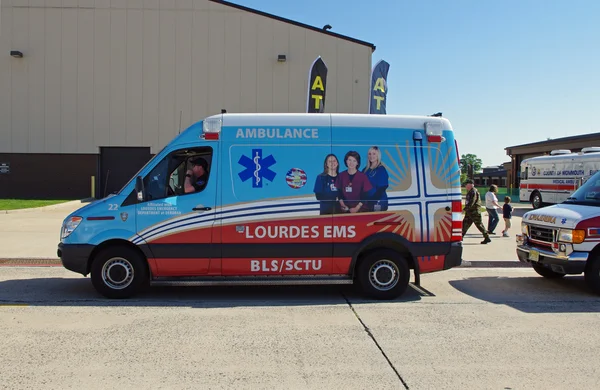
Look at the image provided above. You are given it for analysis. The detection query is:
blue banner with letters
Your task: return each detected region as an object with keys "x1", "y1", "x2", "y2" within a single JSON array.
[{"x1": 369, "y1": 60, "x2": 390, "y2": 114}]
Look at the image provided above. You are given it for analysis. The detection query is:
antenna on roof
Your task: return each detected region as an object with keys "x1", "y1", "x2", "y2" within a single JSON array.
[
  {"x1": 323, "y1": 24, "x2": 332, "y2": 31},
  {"x1": 431, "y1": 112, "x2": 443, "y2": 117},
  {"x1": 178, "y1": 110, "x2": 182, "y2": 134},
  {"x1": 221, "y1": 109, "x2": 227, "y2": 114}
]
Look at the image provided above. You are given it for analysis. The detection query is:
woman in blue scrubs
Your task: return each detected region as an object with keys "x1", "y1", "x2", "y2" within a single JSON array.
[{"x1": 363, "y1": 146, "x2": 389, "y2": 211}]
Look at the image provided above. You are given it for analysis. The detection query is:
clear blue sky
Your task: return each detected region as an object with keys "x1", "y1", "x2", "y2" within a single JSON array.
[{"x1": 234, "y1": 0, "x2": 600, "y2": 168}]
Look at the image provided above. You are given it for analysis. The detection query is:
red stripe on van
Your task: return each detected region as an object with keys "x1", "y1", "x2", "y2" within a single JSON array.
[
  {"x1": 452, "y1": 220, "x2": 462, "y2": 242},
  {"x1": 520, "y1": 183, "x2": 576, "y2": 191}
]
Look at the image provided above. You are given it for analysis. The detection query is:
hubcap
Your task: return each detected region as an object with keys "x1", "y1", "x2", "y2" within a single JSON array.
[
  {"x1": 102, "y1": 257, "x2": 134, "y2": 290},
  {"x1": 533, "y1": 196, "x2": 541, "y2": 208},
  {"x1": 369, "y1": 260, "x2": 399, "y2": 291}
]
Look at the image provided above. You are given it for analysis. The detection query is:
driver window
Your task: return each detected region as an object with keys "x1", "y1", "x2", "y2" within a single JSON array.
[{"x1": 143, "y1": 146, "x2": 213, "y2": 201}]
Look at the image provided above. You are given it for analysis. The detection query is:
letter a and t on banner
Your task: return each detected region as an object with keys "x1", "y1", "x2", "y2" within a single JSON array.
[
  {"x1": 307, "y1": 56, "x2": 328, "y2": 113},
  {"x1": 370, "y1": 60, "x2": 390, "y2": 114}
]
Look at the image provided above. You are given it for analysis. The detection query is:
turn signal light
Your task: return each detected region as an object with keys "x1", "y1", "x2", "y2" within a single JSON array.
[{"x1": 572, "y1": 229, "x2": 585, "y2": 244}]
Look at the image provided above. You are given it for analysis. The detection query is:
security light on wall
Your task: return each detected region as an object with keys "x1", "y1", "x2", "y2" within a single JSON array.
[
  {"x1": 10, "y1": 51, "x2": 23, "y2": 58},
  {"x1": 277, "y1": 54, "x2": 286, "y2": 62}
]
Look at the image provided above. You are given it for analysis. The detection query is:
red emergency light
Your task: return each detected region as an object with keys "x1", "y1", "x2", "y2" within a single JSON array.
[{"x1": 425, "y1": 121, "x2": 444, "y2": 143}]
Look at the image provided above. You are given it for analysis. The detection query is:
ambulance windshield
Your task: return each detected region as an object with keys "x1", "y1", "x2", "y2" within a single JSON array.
[
  {"x1": 117, "y1": 145, "x2": 168, "y2": 195},
  {"x1": 564, "y1": 172, "x2": 600, "y2": 206}
]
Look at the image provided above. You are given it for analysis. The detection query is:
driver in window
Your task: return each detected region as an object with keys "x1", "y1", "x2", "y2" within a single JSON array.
[{"x1": 184, "y1": 157, "x2": 209, "y2": 193}]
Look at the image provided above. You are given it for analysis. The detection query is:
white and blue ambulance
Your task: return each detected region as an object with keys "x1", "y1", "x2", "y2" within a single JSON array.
[{"x1": 58, "y1": 113, "x2": 464, "y2": 299}]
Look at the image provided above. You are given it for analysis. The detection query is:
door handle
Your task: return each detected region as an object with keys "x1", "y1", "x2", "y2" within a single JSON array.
[{"x1": 193, "y1": 207, "x2": 212, "y2": 211}]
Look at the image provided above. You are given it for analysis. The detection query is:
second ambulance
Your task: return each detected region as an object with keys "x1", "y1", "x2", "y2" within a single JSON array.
[{"x1": 517, "y1": 169, "x2": 600, "y2": 294}]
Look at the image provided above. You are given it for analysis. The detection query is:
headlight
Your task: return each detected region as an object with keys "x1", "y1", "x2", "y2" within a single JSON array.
[
  {"x1": 61, "y1": 216, "x2": 82, "y2": 239},
  {"x1": 521, "y1": 222, "x2": 529, "y2": 236},
  {"x1": 557, "y1": 228, "x2": 585, "y2": 244}
]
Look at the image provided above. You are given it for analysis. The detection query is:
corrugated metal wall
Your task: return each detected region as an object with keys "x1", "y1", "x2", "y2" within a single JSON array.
[{"x1": 0, "y1": 0, "x2": 373, "y2": 155}]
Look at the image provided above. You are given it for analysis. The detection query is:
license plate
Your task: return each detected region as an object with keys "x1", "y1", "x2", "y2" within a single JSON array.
[{"x1": 529, "y1": 249, "x2": 539, "y2": 262}]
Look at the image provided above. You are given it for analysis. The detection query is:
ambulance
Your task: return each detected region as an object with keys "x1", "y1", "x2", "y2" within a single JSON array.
[
  {"x1": 517, "y1": 168, "x2": 600, "y2": 294},
  {"x1": 519, "y1": 147, "x2": 600, "y2": 209},
  {"x1": 57, "y1": 112, "x2": 464, "y2": 299}
]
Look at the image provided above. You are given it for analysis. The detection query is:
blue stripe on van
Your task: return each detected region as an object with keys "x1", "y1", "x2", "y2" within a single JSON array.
[
  {"x1": 139, "y1": 206, "x2": 321, "y2": 242},
  {"x1": 138, "y1": 200, "x2": 319, "y2": 238},
  {"x1": 138, "y1": 199, "x2": 428, "y2": 243}
]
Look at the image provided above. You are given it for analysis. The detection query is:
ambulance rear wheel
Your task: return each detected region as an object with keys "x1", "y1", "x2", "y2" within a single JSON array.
[
  {"x1": 532, "y1": 263, "x2": 565, "y2": 279},
  {"x1": 584, "y1": 255, "x2": 600, "y2": 295},
  {"x1": 531, "y1": 192, "x2": 543, "y2": 209},
  {"x1": 356, "y1": 249, "x2": 410, "y2": 300},
  {"x1": 91, "y1": 246, "x2": 148, "y2": 299}
]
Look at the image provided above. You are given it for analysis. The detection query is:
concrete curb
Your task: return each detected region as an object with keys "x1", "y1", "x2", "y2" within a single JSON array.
[
  {"x1": 1, "y1": 199, "x2": 92, "y2": 214},
  {"x1": 459, "y1": 260, "x2": 529, "y2": 268}
]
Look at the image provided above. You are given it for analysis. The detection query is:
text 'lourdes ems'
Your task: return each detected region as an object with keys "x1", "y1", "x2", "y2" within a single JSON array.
[{"x1": 244, "y1": 225, "x2": 357, "y2": 239}]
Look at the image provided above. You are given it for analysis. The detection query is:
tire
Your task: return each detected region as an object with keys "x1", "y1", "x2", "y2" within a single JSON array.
[
  {"x1": 531, "y1": 192, "x2": 543, "y2": 209},
  {"x1": 532, "y1": 263, "x2": 565, "y2": 279},
  {"x1": 90, "y1": 246, "x2": 149, "y2": 299},
  {"x1": 584, "y1": 256, "x2": 600, "y2": 295},
  {"x1": 356, "y1": 249, "x2": 410, "y2": 300}
]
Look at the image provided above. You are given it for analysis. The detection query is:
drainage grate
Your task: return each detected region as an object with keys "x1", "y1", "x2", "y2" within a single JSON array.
[{"x1": 0, "y1": 259, "x2": 62, "y2": 266}]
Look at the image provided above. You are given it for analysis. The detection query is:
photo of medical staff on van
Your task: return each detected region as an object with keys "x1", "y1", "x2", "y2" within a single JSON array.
[
  {"x1": 313, "y1": 154, "x2": 342, "y2": 215},
  {"x1": 363, "y1": 146, "x2": 389, "y2": 211},
  {"x1": 337, "y1": 151, "x2": 373, "y2": 213}
]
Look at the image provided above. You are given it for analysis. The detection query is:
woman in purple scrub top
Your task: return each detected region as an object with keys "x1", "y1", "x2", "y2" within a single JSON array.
[{"x1": 337, "y1": 151, "x2": 373, "y2": 213}]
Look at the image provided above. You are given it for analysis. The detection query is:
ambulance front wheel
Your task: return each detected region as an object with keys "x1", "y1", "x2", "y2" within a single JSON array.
[
  {"x1": 584, "y1": 255, "x2": 600, "y2": 295},
  {"x1": 91, "y1": 246, "x2": 149, "y2": 299},
  {"x1": 356, "y1": 249, "x2": 410, "y2": 300},
  {"x1": 531, "y1": 192, "x2": 543, "y2": 209}
]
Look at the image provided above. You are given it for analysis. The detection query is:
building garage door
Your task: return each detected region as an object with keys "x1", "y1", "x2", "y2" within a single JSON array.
[{"x1": 99, "y1": 147, "x2": 152, "y2": 199}]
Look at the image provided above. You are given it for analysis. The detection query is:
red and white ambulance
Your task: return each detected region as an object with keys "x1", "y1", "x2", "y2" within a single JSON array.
[
  {"x1": 517, "y1": 169, "x2": 600, "y2": 294},
  {"x1": 519, "y1": 147, "x2": 600, "y2": 209}
]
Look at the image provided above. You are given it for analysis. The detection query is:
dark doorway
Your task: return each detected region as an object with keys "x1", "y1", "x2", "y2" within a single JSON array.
[{"x1": 99, "y1": 147, "x2": 152, "y2": 198}]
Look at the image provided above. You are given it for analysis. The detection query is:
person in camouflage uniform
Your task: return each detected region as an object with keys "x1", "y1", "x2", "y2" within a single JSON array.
[{"x1": 462, "y1": 179, "x2": 491, "y2": 244}]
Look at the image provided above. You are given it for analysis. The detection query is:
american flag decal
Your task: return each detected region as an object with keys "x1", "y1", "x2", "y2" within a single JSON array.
[{"x1": 286, "y1": 168, "x2": 307, "y2": 189}]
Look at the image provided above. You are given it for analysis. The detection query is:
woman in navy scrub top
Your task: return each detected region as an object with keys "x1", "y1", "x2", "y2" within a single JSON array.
[
  {"x1": 313, "y1": 154, "x2": 341, "y2": 215},
  {"x1": 363, "y1": 146, "x2": 389, "y2": 211}
]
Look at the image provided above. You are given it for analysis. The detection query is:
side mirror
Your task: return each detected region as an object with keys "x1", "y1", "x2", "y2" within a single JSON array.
[{"x1": 135, "y1": 176, "x2": 145, "y2": 202}]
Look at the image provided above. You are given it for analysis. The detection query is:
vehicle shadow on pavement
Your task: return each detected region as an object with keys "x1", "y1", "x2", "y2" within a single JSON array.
[
  {"x1": 449, "y1": 275, "x2": 600, "y2": 313},
  {"x1": 0, "y1": 277, "x2": 427, "y2": 307}
]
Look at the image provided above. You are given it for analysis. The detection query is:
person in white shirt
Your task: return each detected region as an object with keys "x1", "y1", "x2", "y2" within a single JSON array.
[{"x1": 485, "y1": 184, "x2": 502, "y2": 234}]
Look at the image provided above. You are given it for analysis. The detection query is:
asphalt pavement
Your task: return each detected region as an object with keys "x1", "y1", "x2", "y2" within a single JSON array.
[{"x1": 1, "y1": 267, "x2": 599, "y2": 389}]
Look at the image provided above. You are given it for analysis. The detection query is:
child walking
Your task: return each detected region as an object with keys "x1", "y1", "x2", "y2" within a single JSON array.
[{"x1": 502, "y1": 196, "x2": 513, "y2": 237}]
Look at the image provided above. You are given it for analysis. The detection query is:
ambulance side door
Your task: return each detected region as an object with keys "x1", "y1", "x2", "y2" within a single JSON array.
[
  {"x1": 135, "y1": 145, "x2": 218, "y2": 276},
  {"x1": 220, "y1": 119, "x2": 334, "y2": 276}
]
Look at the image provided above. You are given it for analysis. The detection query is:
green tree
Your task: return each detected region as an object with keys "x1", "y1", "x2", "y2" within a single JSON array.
[
  {"x1": 460, "y1": 154, "x2": 482, "y2": 176},
  {"x1": 460, "y1": 172, "x2": 468, "y2": 184}
]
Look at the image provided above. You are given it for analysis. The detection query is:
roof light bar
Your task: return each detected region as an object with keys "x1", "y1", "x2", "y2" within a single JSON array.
[
  {"x1": 202, "y1": 118, "x2": 222, "y2": 140},
  {"x1": 425, "y1": 121, "x2": 444, "y2": 143}
]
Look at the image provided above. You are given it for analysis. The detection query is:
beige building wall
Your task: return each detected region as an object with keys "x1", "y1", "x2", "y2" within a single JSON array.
[{"x1": 0, "y1": 0, "x2": 374, "y2": 155}]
